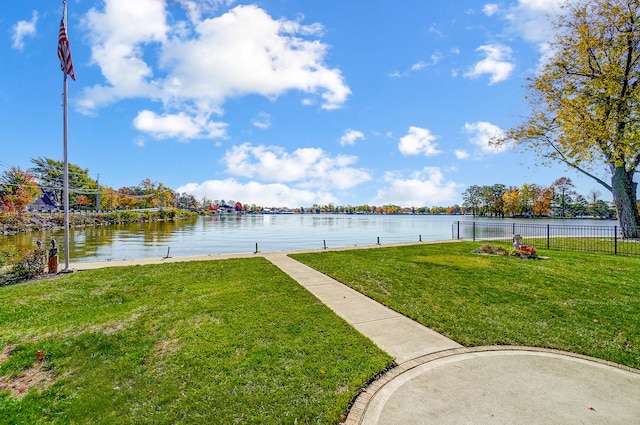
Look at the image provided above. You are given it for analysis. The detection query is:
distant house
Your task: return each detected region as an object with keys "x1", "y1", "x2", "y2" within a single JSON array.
[{"x1": 27, "y1": 190, "x2": 60, "y2": 212}]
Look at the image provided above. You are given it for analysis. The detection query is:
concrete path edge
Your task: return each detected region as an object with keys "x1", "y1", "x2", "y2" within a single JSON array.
[{"x1": 344, "y1": 345, "x2": 640, "y2": 424}]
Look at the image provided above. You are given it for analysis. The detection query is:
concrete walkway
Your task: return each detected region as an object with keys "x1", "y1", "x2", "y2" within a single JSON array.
[
  {"x1": 72, "y1": 251, "x2": 640, "y2": 424},
  {"x1": 263, "y1": 253, "x2": 461, "y2": 363}
]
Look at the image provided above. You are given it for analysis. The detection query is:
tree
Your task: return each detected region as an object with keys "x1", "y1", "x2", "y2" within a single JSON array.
[
  {"x1": 138, "y1": 179, "x2": 175, "y2": 208},
  {"x1": 589, "y1": 199, "x2": 613, "y2": 218},
  {"x1": 489, "y1": 184, "x2": 507, "y2": 217},
  {"x1": 0, "y1": 167, "x2": 41, "y2": 213},
  {"x1": 176, "y1": 192, "x2": 197, "y2": 209},
  {"x1": 502, "y1": 187, "x2": 520, "y2": 216},
  {"x1": 74, "y1": 195, "x2": 93, "y2": 208},
  {"x1": 462, "y1": 185, "x2": 482, "y2": 217},
  {"x1": 497, "y1": 0, "x2": 640, "y2": 237},
  {"x1": 101, "y1": 187, "x2": 121, "y2": 210},
  {"x1": 518, "y1": 184, "x2": 536, "y2": 216},
  {"x1": 29, "y1": 157, "x2": 98, "y2": 207},
  {"x1": 532, "y1": 185, "x2": 553, "y2": 217},
  {"x1": 571, "y1": 194, "x2": 588, "y2": 217},
  {"x1": 551, "y1": 177, "x2": 576, "y2": 217},
  {"x1": 587, "y1": 188, "x2": 602, "y2": 207}
]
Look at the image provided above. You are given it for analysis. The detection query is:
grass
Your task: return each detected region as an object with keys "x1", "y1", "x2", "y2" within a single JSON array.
[
  {"x1": 291, "y1": 242, "x2": 640, "y2": 369},
  {"x1": 524, "y1": 236, "x2": 640, "y2": 257},
  {"x1": 0, "y1": 258, "x2": 392, "y2": 424},
  {"x1": 3, "y1": 242, "x2": 638, "y2": 423}
]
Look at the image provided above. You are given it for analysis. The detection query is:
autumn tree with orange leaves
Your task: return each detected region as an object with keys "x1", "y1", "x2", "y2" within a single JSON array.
[{"x1": 0, "y1": 167, "x2": 41, "y2": 214}]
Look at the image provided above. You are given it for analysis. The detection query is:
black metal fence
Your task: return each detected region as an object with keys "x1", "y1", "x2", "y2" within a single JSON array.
[{"x1": 452, "y1": 221, "x2": 640, "y2": 256}]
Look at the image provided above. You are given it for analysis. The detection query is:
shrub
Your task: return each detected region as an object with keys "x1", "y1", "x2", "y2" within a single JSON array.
[
  {"x1": 105, "y1": 210, "x2": 139, "y2": 224},
  {"x1": 472, "y1": 244, "x2": 510, "y2": 256},
  {"x1": 0, "y1": 247, "x2": 47, "y2": 285}
]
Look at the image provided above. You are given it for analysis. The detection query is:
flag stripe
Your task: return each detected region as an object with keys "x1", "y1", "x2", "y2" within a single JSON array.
[{"x1": 58, "y1": 7, "x2": 75, "y2": 81}]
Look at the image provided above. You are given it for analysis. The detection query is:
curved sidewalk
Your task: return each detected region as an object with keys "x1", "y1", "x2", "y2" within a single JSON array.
[
  {"x1": 351, "y1": 346, "x2": 640, "y2": 424},
  {"x1": 261, "y1": 253, "x2": 640, "y2": 424},
  {"x1": 72, "y1": 251, "x2": 640, "y2": 424}
]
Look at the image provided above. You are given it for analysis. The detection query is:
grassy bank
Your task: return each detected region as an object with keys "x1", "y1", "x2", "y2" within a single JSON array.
[
  {"x1": 292, "y1": 242, "x2": 640, "y2": 369},
  {"x1": 0, "y1": 258, "x2": 391, "y2": 424}
]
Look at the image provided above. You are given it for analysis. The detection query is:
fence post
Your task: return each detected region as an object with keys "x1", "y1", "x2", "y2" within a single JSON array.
[
  {"x1": 473, "y1": 221, "x2": 476, "y2": 241},
  {"x1": 457, "y1": 221, "x2": 460, "y2": 240},
  {"x1": 614, "y1": 226, "x2": 618, "y2": 255},
  {"x1": 546, "y1": 224, "x2": 550, "y2": 249}
]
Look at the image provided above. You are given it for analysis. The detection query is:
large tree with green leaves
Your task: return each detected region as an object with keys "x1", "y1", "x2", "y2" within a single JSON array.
[
  {"x1": 498, "y1": 0, "x2": 640, "y2": 237},
  {"x1": 28, "y1": 157, "x2": 98, "y2": 206}
]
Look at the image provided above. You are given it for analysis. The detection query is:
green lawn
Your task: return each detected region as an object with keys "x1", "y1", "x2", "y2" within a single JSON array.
[
  {"x1": 0, "y1": 258, "x2": 392, "y2": 424},
  {"x1": 292, "y1": 242, "x2": 640, "y2": 369}
]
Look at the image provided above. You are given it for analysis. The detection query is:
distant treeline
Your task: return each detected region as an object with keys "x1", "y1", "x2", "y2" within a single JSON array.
[
  {"x1": 461, "y1": 178, "x2": 618, "y2": 219},
  {"x1": 1, "y1": 209, "x2": 198, "y2": 235}
]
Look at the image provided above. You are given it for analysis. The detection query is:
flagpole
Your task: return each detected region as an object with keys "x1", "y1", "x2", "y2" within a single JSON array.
[
  {"x1": 63, "y1": 73, "x2": 71, "y2": 272},
  {"x1": 61, "y1": 0, "x2": 72, "y2": 273}
]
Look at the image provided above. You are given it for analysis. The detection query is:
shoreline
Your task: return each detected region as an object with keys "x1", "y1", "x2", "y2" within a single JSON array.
[{"x1": 2, "y1": 210, "x2": 615, "y2": 236}]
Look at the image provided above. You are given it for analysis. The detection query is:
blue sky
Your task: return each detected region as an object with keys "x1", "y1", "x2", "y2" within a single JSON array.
[{"x1": 2, "y1": 0, "x2": 614, "y2": 208}]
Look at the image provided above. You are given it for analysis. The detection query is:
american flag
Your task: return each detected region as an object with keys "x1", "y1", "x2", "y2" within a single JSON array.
[{"x1": 58, "y1": 4, "x2": 75, "y2": 81}]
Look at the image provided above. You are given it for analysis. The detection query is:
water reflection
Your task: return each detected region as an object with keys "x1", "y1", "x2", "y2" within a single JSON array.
[{"x1": 0, "y1": 215, "x2": 616, "y2": 262}]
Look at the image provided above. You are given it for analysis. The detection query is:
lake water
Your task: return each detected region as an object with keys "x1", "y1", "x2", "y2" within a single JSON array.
[{"x1": 1, "y1": 214, "x2": 617, "y2": 262}]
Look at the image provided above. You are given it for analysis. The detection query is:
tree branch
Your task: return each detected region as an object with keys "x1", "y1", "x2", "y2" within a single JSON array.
[{"x1": 544, "y1": 135, "x2": 613, "y2": 192}]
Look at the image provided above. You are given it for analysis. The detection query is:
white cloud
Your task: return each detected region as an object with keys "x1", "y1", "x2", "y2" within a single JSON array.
[
  {"x1": 79, "y1": 0, "x2": 168, "y2": 111},
  {"x1": 176, "y1": 0, "x2": 237, "y2": 22},
  {"x1": 12, "y1": 11, "x2": 38, "y2": 51},
  {"x1": 482, "y1": 4, "x2": 500, "y2": 16},
  {"x1": 340, "y1": 129, "x2": 365, "y2": 146},
  {"x1": 369, "y1": 168, "x2": 462, "y2": 207},
  {"x1": 503, "y1": 0, "x2": 583, "y2": 69},
  {"x1": 428, "y1": 25, "x2": 445, "y2": 38},
  {"x1": 454, "y1": 149, "x2": 470, "y2": 159},
  {"x1": 222, "y1": 143, "x2": 370, "y2": 190},
  {"x1": 391, "y1": 52, "x2": 443, "y2": 78},
  {"x1": 464, "y1": 44, "x2": 515, "y2": 84},
  {"x1": 133, "y1": 110, "x2": 228, "y2": 140},
  {"x1": 79, "y1": 2, "x2": 350, "y2": 139},
  {"x1": 464, "y1": 121, "x2": 507, "y2": 154},
  {"x1": 506, "y1": 0, "x2": 565, "y2": 44},
  {"x1": 160, "y1": 5, "x2": 349, "y2": 108},
  {"x1": 176, "y1": 141, "x2": 373, "y2": 207},
  {"x1": 398, "y1": 127, "x2": 442, "y2": 156},
  {"x1": 251, "y1": 112, "x2": 271, "y2": 129},
  {"x1": 411, "y1": 61, "x2": 428, "y2": 71},
  {"x1": 176, "y1": 179, "x2": 337, "y2": 208}
]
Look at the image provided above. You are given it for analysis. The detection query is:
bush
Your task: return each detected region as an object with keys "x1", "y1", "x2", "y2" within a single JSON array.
[
  {"x1": 0, "y1": 247, "x2": 47, "y2": 285},
  {"x1": 0, "y1": 212, "x2": 29, "y2": 233},
  {"x1": 472, "y1": 244, "x2": 510, "y2": 256},
  {"x1": 0, "y1": 246, "x2": 19, "y2": 268},
  {"x1": 105, "y1": 210, "x2": 139, "y2": 224}
]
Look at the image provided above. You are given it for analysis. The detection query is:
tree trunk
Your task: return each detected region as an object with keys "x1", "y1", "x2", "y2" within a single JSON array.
[{"x1": 611, "y1": 166, "x2": 640, "y2": 239}]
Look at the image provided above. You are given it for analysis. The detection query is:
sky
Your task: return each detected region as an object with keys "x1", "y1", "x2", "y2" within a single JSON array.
[{"x1": 2, "y1": 0, "x2": 617, "y2": 208}]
